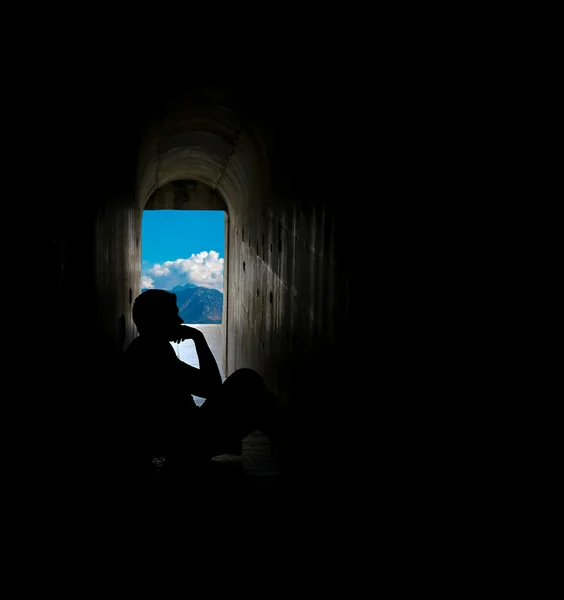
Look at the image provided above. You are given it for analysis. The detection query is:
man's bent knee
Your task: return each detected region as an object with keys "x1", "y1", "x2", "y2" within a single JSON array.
[{"x1": 225, "y1": 368, "x2": 265, "y2": 387}]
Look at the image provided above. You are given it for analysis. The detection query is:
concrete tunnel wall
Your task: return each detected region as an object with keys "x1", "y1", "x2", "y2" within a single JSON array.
[{"x1": 94, "y1": 196, "x2": 141, "y2": 354}]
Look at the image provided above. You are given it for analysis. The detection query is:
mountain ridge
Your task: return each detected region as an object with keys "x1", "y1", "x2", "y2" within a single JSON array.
[{"x1": 140, "y1": 284, "x2": 223, "y2": 324}]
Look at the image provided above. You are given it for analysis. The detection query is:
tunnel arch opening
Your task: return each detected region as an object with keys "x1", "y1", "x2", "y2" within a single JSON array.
[
  {"x1": 142, "y1": 180, "x2": 230, "y2": 380},
  {"x1": 134, "y1": 95, "x2": 271, "y2": 378}
]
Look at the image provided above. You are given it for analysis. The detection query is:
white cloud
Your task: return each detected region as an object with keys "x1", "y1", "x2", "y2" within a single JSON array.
[
  {"x1": 149, "y1": 264, "x2": 171, "y2": 277},
  {"x1": 143, "y1": 251, "x2": 224, "y2": 292},
  {"x1": 141, "y1": 275, "x2": 154, "y2": 289}
]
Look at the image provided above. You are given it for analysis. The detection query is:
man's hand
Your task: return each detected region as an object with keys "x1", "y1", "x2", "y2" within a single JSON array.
[{"x1": 173, "y1": 325, "x2": 202, "y2": 343}]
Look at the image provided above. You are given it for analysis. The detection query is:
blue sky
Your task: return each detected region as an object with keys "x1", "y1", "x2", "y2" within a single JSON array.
[{"x1": 142, "y1": 210, "x2": 225, "y2": 292}]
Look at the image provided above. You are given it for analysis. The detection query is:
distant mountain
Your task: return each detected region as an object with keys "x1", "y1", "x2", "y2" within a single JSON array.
[
  {"x1": 171, "y1": 283, "x2": 197, "y2": 292},
  {"x1": 140, "y1": 285, "x2": 223, "y2": 324},
  {"x1": 175, "y1": 286, "x2": 223, "y2": 323}
]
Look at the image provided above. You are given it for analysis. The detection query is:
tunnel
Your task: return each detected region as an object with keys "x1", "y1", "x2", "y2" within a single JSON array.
[
  {"x1": 0, "y1": 20, "x2": 516, "y2": 581},
  {"x1": 54, "y1": 84, "x2": 364, "y2": 487},
  {"x1": 15, "y1": 52, "x2": 457, "y2": 546}
]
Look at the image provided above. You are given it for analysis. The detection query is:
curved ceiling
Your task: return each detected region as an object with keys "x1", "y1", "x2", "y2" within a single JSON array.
[{"x1": 137, "y1": 97, "x2": 270, "y2": 215}]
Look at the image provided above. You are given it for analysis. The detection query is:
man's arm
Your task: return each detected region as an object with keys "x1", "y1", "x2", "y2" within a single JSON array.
[{"x1": 177, "y1": 326, "x2": 222, "y2": 396}]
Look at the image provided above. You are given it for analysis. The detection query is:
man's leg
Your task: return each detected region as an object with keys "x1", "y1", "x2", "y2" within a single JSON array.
[{"x1": 198, "y1": 368, "x2": 274, "y2": 456}]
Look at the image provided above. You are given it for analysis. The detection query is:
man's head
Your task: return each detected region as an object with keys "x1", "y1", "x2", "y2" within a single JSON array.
[{"x1": 132, "y1": 290, "x2": 184, "y2": 339}]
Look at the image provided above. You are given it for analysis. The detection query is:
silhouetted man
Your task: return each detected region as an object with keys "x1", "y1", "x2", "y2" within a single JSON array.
[{"x1": 120, "y1": 289, "x2": 274, "y2": 472}]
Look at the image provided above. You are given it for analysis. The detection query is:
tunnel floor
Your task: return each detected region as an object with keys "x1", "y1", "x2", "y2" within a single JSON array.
[{"x1": 144, "y1": 430, "x2": 288, "y2": 499}]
